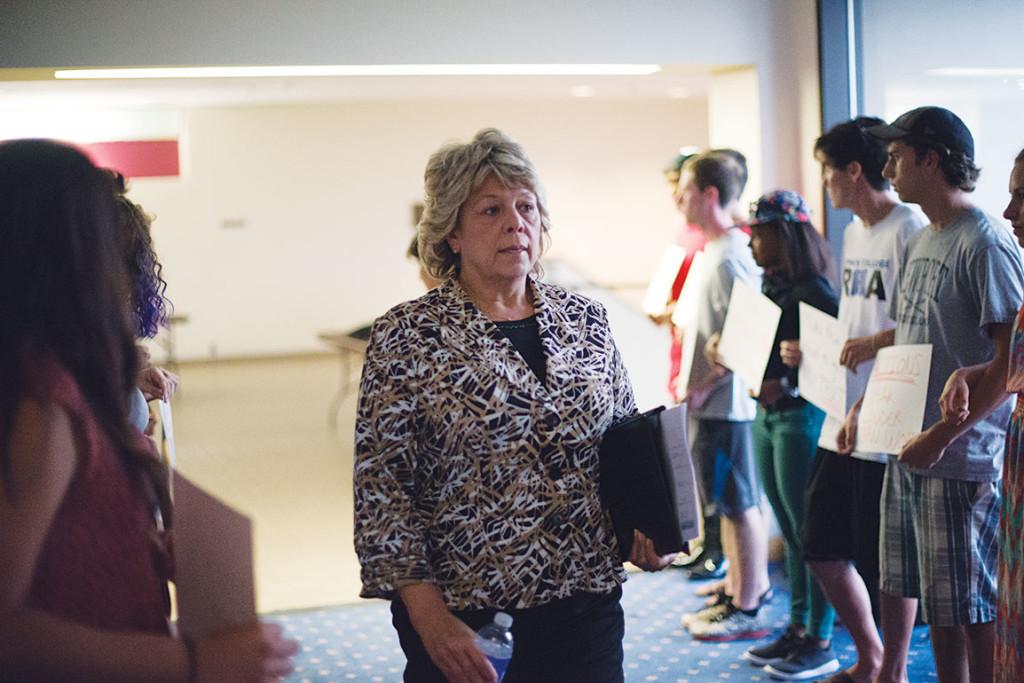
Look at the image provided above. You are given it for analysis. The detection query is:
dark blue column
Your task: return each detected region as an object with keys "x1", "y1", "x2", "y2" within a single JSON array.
[{"x1": 818, "y1": 0, "x2": 863, "y2": 269}]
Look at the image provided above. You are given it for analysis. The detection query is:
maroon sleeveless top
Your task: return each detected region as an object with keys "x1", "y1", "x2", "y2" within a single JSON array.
[{"x1": 21, "y1": 354, "x2": 170, "y2": 634}]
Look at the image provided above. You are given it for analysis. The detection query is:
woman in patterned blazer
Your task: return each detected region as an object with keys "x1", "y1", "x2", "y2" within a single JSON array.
[{"x1": 354, "y1": 129, "x2": 674, "y2": 683}]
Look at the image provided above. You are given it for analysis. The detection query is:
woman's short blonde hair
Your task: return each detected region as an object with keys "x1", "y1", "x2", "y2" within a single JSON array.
[{"x1": 418, "y1": 128, "x2": 551, "y2": 280}]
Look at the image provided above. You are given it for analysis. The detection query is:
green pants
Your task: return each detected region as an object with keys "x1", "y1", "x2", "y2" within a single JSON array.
[{"x1": 753, "y1": 401, "x2": 835, "y2": 641}]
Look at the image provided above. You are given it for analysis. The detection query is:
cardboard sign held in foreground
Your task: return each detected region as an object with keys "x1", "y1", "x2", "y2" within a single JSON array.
[
  {"x1": 856, "y1": 344, "x2": 932, "y2": 455},
  {"x1": 173, "y1": 472, "x2": 256, "y2": 637}
]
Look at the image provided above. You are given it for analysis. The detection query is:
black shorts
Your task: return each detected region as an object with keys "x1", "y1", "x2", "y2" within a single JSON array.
[
  {"x1": 391, "y1": 586, "x2": 624, "y2": 683},
  {"x1": 802, "y1": 447, "x2": 886, "y2": 570},
  {"x1": 691, "y1": 418, "x2": 761, "y2": 517}
]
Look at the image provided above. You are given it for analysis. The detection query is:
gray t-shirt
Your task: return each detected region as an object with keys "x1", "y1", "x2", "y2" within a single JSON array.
[
  {"x1": 890, "y1": 207, "x2": 1024, "y2": 481},
  {"x1": 689, "y1": 228, "x2": 762, "y2": 421}
]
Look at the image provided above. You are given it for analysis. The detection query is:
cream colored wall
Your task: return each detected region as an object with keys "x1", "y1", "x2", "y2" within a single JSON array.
[
  {"x1": 129, "y1": 98, "x2": 708, "y2": 360},
  {"x1": 6, "y1": 0, "x2": 827, "y2": 374},
  {"x1": 3, "y1": 0, "x2": 822, "y2": 196},
  {"x1": 708, "y1": 67, "x2": 762, "y2": 210},
  {"x1": 758, "y1": 0, "x2": 824, "y2": 228}
]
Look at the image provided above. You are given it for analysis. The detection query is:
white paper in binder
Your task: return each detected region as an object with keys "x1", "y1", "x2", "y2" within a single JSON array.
[{"x1": 657, "y1": 403, "x2": 701, "y2": 543}]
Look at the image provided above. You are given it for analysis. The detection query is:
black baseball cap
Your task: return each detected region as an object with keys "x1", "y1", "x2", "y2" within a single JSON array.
[{"x1": 866, "y1": 106, "x2": 974, "y2": 159}]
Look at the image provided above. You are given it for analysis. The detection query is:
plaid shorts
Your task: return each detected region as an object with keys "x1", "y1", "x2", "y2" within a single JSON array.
[{"x1": 879, "y1": 461, "x2": 1000, "y2": 626}]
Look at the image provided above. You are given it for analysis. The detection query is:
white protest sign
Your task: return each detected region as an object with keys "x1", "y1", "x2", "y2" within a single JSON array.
[
  {"x1": 158, "y1": 399, "x2": 176, "y2": 470},
  {"x1": 856, "y1": 344, "x2": 932, "y2": 455},
  {"x1": 670, "y1": 250, "x2": 705, "y2": 399},
  {"x1": 717, "y1": 280, "x2": 782, "y2": 391},
  {"x1": 817, "y1": 413, "x2": 843, "y2": 453},
  {"x1": 797, "y1": 303, "x2": 848, "y2": 420},
  {"x1": 642, "y1": 245, "x2": 686, "y2": 317}
]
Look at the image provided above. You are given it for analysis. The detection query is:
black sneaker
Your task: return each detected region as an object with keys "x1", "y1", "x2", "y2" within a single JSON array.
[
  {"x1": 741, "y1": 624, "x2": 804, "y2": 666},
  {"x1": 675, "y1": 544, "x2": 713, "y2": 569},
  {"x1": 671, "y1": 544, "x2": 704, "y2": 568},
  {"x1": 763, "y1": 636, "x2": 840, "y2": 680}
]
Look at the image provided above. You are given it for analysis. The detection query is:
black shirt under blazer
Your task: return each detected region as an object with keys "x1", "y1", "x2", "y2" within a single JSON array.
[{"x1": 761, "y1": 273, "x2": 839, "y2": 411}]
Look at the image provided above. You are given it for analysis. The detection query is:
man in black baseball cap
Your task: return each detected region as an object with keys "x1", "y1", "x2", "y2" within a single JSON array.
[
  {"x1": 859, "y1": 106, "x2": 1024, "y2": 683},
  {"x1": 866, "y1": 106, "x2": 980, "y2": 197},
  {"x1": 866, "y1": 106, "x2": 974, "y2": 160}
]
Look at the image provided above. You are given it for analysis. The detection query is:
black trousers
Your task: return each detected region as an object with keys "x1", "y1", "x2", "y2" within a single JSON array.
[
  {"x1": 802, "y1": 447, "x2": 886, "y2": 620},
  {"x1": 391, "y1": 586, "x2": 625, "y2": 683}
]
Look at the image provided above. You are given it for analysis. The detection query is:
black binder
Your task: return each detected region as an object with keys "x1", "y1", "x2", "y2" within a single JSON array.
[{"x1": 598, "y1": 403, "x2": 701, "y2": 559}]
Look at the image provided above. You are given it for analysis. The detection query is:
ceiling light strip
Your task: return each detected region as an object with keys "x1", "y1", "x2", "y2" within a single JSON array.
[
  {"x1": 54, "y1": 64, "x2": 661, "y2": 80},
  {"x1": 927, "y1": 67, "x2": 1024, "y2": 77}
]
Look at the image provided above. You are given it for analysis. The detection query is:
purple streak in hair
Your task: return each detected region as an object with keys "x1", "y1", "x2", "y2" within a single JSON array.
[{"x1": 132, "y1": 242, "x2": 169, "y2": 339}]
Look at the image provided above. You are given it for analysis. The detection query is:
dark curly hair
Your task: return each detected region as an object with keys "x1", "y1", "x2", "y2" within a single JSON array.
[
  {"x1": 814, "y1": 116, "x2": 889, "y2": 191},
  {"x1": 904, "y1": 136, "x2": 980, "y2": 192},
  {"x1": 109, "y1": 172, "x2": 170, "y2": 338}
]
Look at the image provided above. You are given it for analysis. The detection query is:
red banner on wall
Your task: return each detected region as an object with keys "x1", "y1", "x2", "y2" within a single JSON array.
[{"x1": 79, "y1": 139, "x2": 180, "y2": 178}]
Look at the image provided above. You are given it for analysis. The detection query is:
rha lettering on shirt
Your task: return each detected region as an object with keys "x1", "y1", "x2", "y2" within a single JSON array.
[{"x1": 843, "y1": 258, "x2": 891, "y2": 300}]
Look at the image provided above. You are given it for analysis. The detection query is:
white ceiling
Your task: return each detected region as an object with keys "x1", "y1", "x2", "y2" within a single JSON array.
[{"x1": 0, "y1": 66, "x2": 716, "y2": 110}]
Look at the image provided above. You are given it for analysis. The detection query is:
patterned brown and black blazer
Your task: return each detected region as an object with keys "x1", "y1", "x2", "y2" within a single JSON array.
[{"x1": 354, "y1": 276, "x2": 637, "y2": 610}]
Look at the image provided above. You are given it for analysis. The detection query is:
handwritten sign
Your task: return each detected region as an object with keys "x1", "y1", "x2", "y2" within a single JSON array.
[
  {"x1": 817, "y1": 413, "x2": 843, "y2": 453},
  {"x1": 856, "y1": 344, "x2": 932, "y2": 455},
  {"x1": 670, "y1": 250, "x2": 705, "y2": 399},
  {"x1": 798, "y1": 303, "x2": 848, "y2": 420},
  {"x1": 643, "y1": 244, "x2": 686, "y2": 317},
  {"x1": 717, "y1": 280, "x2": 782, "y2": 391}
]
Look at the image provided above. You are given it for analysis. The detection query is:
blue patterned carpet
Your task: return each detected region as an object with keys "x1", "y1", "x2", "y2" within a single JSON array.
[{"x1": 270, "y1": 567, "x2": 937, "y2": 682}]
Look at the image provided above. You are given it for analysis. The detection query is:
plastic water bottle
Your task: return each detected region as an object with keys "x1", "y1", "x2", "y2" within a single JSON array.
[{"x1": 475, "y1": 611, "x2": 514, "y2": 681}]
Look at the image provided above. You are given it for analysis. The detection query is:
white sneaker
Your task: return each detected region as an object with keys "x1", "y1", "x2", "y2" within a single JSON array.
[{"x1": 688, "y1": 603, "x2": 771, "y2": 642}]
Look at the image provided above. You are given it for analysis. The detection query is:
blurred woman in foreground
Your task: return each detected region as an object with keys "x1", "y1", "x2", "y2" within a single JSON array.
[{"x1": 0, "y1": 139, "x2": 296, "y2": 681}]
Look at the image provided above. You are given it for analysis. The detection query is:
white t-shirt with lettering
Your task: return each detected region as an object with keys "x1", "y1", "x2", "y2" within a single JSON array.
[{"x1": 818, "y1": 203, "x2": 926, "y2": 461}]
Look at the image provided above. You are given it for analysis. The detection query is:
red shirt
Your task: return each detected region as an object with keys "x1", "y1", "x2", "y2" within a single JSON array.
[
  {"x1": 21, "y1": 353, "x2": 170, "y2": 634},
  {"x1": 666, "y1": 224, "x2": 708, "y2": 394}
]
